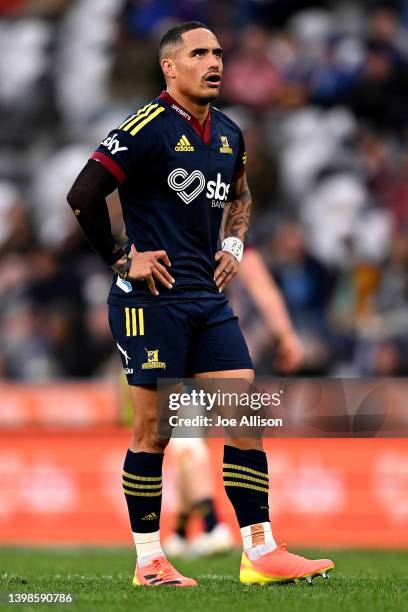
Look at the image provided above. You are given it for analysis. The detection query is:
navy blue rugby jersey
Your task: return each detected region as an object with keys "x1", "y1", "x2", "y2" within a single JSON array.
[{"x1": 91, "y1": 91, "x2": 246, "y2": 306}]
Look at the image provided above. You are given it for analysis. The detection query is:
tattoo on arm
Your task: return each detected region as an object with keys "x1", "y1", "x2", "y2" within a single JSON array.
[{"x1": 223, "y1": 172, "x2": 252, "y2": 242}]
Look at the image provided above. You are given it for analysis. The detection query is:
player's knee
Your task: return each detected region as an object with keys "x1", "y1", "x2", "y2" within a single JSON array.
[
  {"x1": 131, "y1": 430, "x2": 170, "y2": 452},
  {"x1": 131, "y1": 416, "x2": 170, "y2": 452}
]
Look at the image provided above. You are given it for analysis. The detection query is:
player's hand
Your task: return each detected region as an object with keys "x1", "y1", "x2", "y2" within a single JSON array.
[
  {"x1": 274, "y1": 330, "x2": 303, "y2": 373},
  {"x1": 128, "y1": 244, "x2": 174, "y2": 296},
  {"x1": 214, "y1": 251, "x2": 239, "y2": 292}
]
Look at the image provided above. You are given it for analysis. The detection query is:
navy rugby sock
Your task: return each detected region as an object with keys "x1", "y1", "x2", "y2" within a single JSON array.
[
  {"x1": 223, "y1": 445, "x2": 270, "y2": 528},
  {"x1": 122, "y1": 449, "x2": 164, "y2": 533},
  {"x1": 223, "y1": 445, "x2": 277, "y2": 554}
]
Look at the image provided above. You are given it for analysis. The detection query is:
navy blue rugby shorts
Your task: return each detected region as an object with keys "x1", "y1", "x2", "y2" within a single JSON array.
[{"x1": 108, "y1": 297, "x2": 253, "y2": 385}]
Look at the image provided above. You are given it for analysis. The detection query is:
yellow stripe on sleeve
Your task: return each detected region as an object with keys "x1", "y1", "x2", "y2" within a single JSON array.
[
  {"x1": 130, "y1": 106, "x2": 165, "y2": 136},
  {"x1": 122, "y1": 104, "x2": 159, "y2": 132},
  {"x1": 118, "y1": 114, "x2": 136, "y2": 130},
  {"x1": 119, "y1": 102, "x2": 155, "y2": 130}
]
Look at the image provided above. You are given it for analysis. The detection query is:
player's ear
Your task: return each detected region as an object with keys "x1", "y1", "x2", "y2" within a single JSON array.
[{"x1": 161, "y1": 58, "x2": 176, "y2": 80}]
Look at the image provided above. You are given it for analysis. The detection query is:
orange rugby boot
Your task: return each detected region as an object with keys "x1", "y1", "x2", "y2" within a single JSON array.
[
  {"x1": 240, "y1": 543, "x2": 334, "y2": 585},
  {"x1": 133, "y1": 555, "x2": 197, "y2": 587}
]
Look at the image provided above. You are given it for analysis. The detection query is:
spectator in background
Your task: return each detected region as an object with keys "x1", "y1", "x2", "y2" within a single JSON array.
[
  {"x1": 0, "y1": 0, "x2": 69, "y2": 17},
  {"x1": 368, "y1": 6, "x2": 408, "y2": 63},
  {"x1": 0, "y1": 182, "x2": 32, "y2": 256},
  {"x1": 308, "y1": 34, "x2": 362, "y2": 107},
  {"x1": 348, "y1": 39, "x2": 408, "y2": 133},
  {"x1": 221, "y1": 24, "x2": 284, "y2": 111}
]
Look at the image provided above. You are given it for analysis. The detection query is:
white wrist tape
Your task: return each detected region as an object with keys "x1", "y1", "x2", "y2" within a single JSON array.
[{"x1": 222, "y1": 237, "x2": 244, "y2": 263}]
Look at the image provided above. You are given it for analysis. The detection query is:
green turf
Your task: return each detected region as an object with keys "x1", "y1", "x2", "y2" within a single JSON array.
[{"x1": 0, "y1": 548, "x2": 407, "y2": 612}]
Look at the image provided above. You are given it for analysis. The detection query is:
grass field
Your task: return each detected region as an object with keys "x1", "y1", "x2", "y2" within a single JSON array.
[{"x1": 1, "y1": 548, "x2": 407, "y2": 612}]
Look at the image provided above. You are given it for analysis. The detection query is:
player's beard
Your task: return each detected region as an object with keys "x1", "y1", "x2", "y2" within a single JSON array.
[
  {"x1": 201, "y1": 93, "x2": 218, "y2": 103},
  {"x1": 196, "y1": 87, "x2": 220, "y2": 104}
]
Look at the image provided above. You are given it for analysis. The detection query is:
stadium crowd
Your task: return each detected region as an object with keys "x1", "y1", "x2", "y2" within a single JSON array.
[{"x1": 2, "y1": 0, "x2": 408, "y2": 379}]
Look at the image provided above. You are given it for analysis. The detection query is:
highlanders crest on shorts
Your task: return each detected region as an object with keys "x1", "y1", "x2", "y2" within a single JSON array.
[{"x1": 142, "y1": 349, "x2": 166, "y2": 369}]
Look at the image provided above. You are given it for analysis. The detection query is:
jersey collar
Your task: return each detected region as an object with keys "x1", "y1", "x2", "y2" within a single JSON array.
[{"x1": 159, "y1": 90, "x2": 211, "y2": 145}]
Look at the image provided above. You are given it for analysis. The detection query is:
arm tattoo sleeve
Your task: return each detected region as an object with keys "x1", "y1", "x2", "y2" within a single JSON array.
[{"x1": 223, "y1": 172, "x2": 252, "y2": 242}]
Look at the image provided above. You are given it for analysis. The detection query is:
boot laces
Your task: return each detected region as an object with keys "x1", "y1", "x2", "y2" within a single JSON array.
[{"x1": 152, "y1": 557, "x2": 179, "y2": 582}]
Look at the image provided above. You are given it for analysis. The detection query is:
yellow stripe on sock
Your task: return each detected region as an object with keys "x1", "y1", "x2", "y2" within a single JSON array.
[
  {"x1": 222, "y1": 471, "x2": 270, "y2": 486},
  {"x1": 130, "y1": 107, "x2": 165, "y2": 136},
  {"x1": 122, "y1": 480, "x2": 162, "y2": 490},
  {"x1": 223, "y1": 480, "x2": 269, "y2": 494},
  {"x1": 122, "y1": 470, "x2": 162, "y2": 482},
  {"x1": 223, "y1": 463, "x2": 269, "y2": 480},
  {"x1": 123, "y1": 488, "x2": 162, "y2": 497}
]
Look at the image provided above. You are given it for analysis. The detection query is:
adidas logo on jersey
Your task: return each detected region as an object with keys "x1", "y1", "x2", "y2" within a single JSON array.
[{"x1": 175, "y1": 135, "x2": 194, "y2": 152}]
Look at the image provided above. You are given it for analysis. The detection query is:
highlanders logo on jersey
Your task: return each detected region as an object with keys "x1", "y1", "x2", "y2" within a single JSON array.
[
  {"x1": 175, "y1": 135, "x2": 195, "y2": 152},
  {"x1": 142, "y1": 349, "x2": 166, "y2": 370},
  {"x1": 219, "y1": 136, "x2": 233, "y2": 154}
]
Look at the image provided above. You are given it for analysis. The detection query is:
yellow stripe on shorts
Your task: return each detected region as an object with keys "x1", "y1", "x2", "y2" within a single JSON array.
[
  {"x1": 125, "y1": 308, "x2": 144, "y2": 336},
  {"x1": 138, "y1": 308, "x2": 144, "y2": 336},
  {"x1": 125, "y1": 307, "x2": 130, "y2": 337}
]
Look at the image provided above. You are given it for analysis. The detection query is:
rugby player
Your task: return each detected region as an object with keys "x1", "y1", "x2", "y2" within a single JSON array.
[{"x1": 67, "y1": 21, "x2": 334, "y2": 587}]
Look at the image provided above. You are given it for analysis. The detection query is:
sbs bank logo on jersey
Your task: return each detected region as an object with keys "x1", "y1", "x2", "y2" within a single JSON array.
[{"x1": 168, "y1": 168, "x2": 230, "y2": 207}]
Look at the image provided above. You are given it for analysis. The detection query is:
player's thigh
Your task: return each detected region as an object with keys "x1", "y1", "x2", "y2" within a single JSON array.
[
  {"x1": 191, "y1": 301, "x2": 254, "y2": 418},
  {"x1": 190, "y1": 301, "x2": 254, "y2": 376},
  {"x1": 128, "y1": 383, "x2": 157, "y2": 430},
  {"x1": 191, "y1": 304, "x2": 259, "y2": 449},
  {"x1": 193, "y1": 369, "x2": 260, "y2": 450}
]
